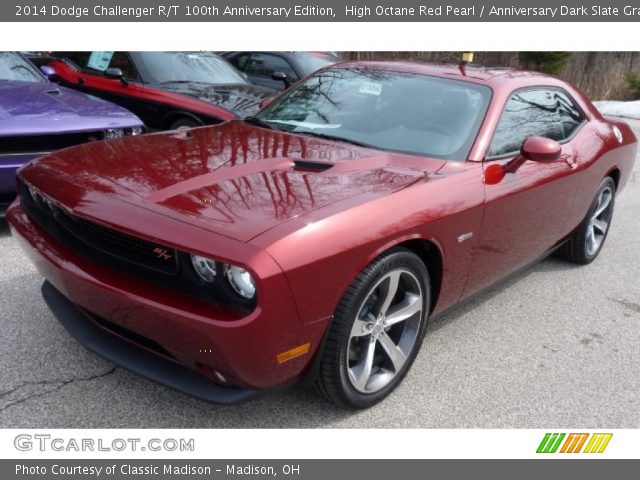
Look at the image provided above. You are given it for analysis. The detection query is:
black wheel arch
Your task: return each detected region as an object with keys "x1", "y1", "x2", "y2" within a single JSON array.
[
  {"x1": 301, "y1": 237, "x2": 443, "y2": 387},
  {"x1": 606, "y1": 167, "x2": 621, "y2": 191},
  {"x1": 161, "y1": 111, "x2": 206, "y2": 129}
]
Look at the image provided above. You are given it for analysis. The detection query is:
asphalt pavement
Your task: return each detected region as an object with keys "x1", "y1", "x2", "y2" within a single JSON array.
[{"x1": 1, "y1": 120, "x2": 639, "y2": 428}]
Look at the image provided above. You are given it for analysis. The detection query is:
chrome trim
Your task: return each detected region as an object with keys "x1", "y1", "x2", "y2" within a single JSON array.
[{"x1": 0, "y1": 151, "x2": 51, "y2": 158}]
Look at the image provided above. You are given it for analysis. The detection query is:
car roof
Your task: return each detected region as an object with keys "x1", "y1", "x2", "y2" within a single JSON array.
[{"x1": 328, "y1": 60, "x2": 557, "y2": 86}]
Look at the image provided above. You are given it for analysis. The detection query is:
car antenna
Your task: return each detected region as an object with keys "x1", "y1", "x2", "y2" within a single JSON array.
[{"x1": 459, "y1": 52, "x2": 474, "y2": 76}]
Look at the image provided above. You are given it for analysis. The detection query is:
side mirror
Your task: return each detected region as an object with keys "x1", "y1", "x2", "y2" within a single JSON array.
[
  {"x1": 40, "y1": 65, "x2": 57, "y2": 80},
  {"x1": 271, "y1": 71, "x2": 290, "y2": 89},
  {"x1": 104, "y1": 67, "x2": 124, "y2": 79},
  {"x1": 104, "y1": 67, "x2": 128, "y2": 86},
  {"x1": 259, "y1": 95, "x2": 278, "y2": 109},
  {"x1": 520, "y1": 136, "x2": 562, "y2": 163},
  {"x1": 484, "y1": 136, "x2": 561, "y2": 185}
]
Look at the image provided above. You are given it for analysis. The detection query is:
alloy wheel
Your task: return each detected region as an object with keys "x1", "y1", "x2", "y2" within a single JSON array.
[
  {"x1": 586, "y1": 185, "x2": 614, "y2": 257},
  {"x1": 347, "y1": 268, "x2": 424, "y2": 394}
]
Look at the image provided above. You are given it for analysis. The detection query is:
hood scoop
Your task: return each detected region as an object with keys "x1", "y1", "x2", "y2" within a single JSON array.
[{"x1": 292, "y1": 159, "x2": 334, "y2": 172}]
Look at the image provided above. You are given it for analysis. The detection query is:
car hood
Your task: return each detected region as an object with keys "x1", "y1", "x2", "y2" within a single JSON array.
[
  {"x1": 154, "y1": 82, "x2": 274, "y2": 118},
  {"x1": 20, "y1": 121, "x2": 445, "y2": 242},
  {"x1": 0, "y1": 81, "x2": 142, "y2": 136}
]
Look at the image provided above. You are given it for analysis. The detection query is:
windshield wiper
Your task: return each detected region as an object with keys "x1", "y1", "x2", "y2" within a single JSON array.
[
  {"x1": 244, "y1": 116, "x2": 282, "y2": 131},
  {"x1": 294, "y1": 130, "x2": 374, "y2": 148},
  {"x1": 243, "y1": 119, "x2": 375, "y2": 148}
]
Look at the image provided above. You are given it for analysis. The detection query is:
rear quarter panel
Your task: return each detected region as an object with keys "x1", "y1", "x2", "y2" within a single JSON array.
[{"x1": 570, "y1": 118, "x2": 637, "y2": 225}]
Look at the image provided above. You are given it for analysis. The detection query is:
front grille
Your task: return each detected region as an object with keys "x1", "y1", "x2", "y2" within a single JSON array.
[
  {"x1": 57, "y1": 213, "x2": 179, "y2": 274},
  {"x1": 18, "y1": 179, "x2": 178, "y2": 275},
  {"x1": 0, "y1": 131, "x2": 104, "y2": 155},
  {"x1": 17, "y1": 178, "x2": 255, "y2": 312}
]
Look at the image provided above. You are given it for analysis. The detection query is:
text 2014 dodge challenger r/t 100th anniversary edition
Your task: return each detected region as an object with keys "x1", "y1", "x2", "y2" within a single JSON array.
[{"x1": 7, "y1": 61, "x2": 638, "y2": 408}]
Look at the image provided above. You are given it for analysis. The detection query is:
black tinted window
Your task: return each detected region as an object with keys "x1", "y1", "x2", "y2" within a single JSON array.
[
  {"x1": 107, "y1": 52, "x2": 140, "y2": 80},
  {"x1": 53, "y1": 51, "x2": 91, "y2": 69},
  {"x1": 246, "y1": 54, "x2": 297, "y2": 80},
  {"x1": 489, "y1": 89, "x2": 585, "y2": 158},
  {"x1": 228, "y1": 53, "x2": 252, "y2": 71}
]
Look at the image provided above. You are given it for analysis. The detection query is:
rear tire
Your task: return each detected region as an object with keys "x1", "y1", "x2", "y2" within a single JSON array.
[
  {"x1": 557, "y1": 176, "x2": 616, "y2": 264},
  {"x1": 314, "y1": 248, "x2": 430, "y2": 408}
]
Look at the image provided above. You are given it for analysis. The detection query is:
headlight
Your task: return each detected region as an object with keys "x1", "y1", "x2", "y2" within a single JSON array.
[
  {"x1": 190, "y1": 254, "x2": 256, "y2": 302},
  {"x1": 105, "y1": 128, "x2": 125, "y2": 139},
  {"x1": 127, "y1": 126, "x2": 144, "y2": 136},
  {"x1": 224, "y1": 265, "x2": 256, "y2": 299},
  {"x1": 27, "y1": 184, "x2": 38, "y2": 202},
  {"x1": 191, "y1": 255, "x2": 217, "y2": 283},
  {"x1": 26, "y1": 184, "x2": 53, "y2": 211}
]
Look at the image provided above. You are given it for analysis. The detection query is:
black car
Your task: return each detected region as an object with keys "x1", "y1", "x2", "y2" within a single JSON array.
[
  {"x1": 46, "y1": 51, "x2": 274, "y2": 130},
  {"x1": 223, "y1": 51, "x2": 341, "y2": 91}
]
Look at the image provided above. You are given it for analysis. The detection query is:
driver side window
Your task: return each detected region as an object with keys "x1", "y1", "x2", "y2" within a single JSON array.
[
  {"x1": 488, "y1": 88, "x2": 585, "y2": 158},
  {"x1": 245, "y1": 53, "x2": 297, "y2": 80},
  {"x1": 58, "y1": 51, "x2": 140, "y2": 81},
  {"x1": 107, "y1": 52, "x2": 140, "y2": 81}
]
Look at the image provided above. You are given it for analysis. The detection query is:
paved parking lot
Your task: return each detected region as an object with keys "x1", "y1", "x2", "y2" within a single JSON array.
[{"x1": 1, "y1": 120, "x2": 639, "y2": 428}]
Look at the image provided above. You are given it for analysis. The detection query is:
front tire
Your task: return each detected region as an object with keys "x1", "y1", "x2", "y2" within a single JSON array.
[
  {"x1": 168, "y1": 117, "x2": 202, "y2": 129},
  {"x1": 558, "y1": 176, "x2": 616, "y2": 264},
  {"x1": 315, "y1": 248, "x2": 430, "y2": 408}
]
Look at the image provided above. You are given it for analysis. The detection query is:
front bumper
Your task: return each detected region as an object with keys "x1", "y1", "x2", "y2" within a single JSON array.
[
  {"x1": 41, "y1": 280, "x2": 256, "y2": 403},
  {"x1": 0, "y1": 154, "x2": 37, "y2": 216},
  {"x1": 8, "y1": 201, "x2": 328, "y2": 397}
]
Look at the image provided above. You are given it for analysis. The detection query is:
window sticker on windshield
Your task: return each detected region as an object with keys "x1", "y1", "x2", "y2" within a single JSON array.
[
  {"x1": 359, "y1": 82, "x2": 382, "y2": 96},
  {"x1": 87, "y1": 51, "x2": 114, "y2": 72}
]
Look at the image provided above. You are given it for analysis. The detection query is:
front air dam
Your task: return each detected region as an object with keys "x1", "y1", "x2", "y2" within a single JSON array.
[{"x1": 41, "y1": 280, "x2": 257, "y2": 404}]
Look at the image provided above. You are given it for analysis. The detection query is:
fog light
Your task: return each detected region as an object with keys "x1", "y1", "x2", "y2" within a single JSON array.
[
  {"x1": 225, "y1": 265, "x2": 256, "y2": 299},
  {"x1": 191, "y1": 255, "x2": 217, "y2": 283}
]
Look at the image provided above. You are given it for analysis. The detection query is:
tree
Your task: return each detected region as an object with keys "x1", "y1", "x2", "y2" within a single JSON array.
[
  {"x1": 626, "y1": 72, "x2": 640, "y2": 99},
  {"x1": 519, "y1": 52, "x2": 572, "y2": 75}
]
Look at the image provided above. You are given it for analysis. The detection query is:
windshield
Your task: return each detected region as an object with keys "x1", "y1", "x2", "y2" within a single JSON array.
[
  {"x1": 0, "y1": 52, "x2": 44, "y2": 83},
  {"x1": 138, "y1": 52, "x2": 248, "y2": 84},
  {"x1": 296, "y1": 52, "x2": 340, "y2": 75},
  {"x1": 255, "y1": 68, "x2": 491, "y2": 160}
]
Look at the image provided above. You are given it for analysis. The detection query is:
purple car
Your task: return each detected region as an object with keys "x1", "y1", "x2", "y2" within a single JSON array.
[{"x1": 0, "y1": 52, "x2": 144, "y2": 215}]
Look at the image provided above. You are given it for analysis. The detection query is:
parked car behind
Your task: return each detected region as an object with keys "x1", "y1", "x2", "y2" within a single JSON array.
[
  {"x1": 46, "y1": 51, "x2": 274, "y2": 130},
  {"x1": 0, "y1": 52, "x2": 143, "y2": 216},
  {"x1": 223, "y1": 51, "x2": 341, "y2": 90}
]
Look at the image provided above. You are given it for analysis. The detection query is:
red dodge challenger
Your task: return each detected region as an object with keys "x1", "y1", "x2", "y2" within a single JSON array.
[{"x1": 7, "y1": 61, "x2": 638, "y2": 408}]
